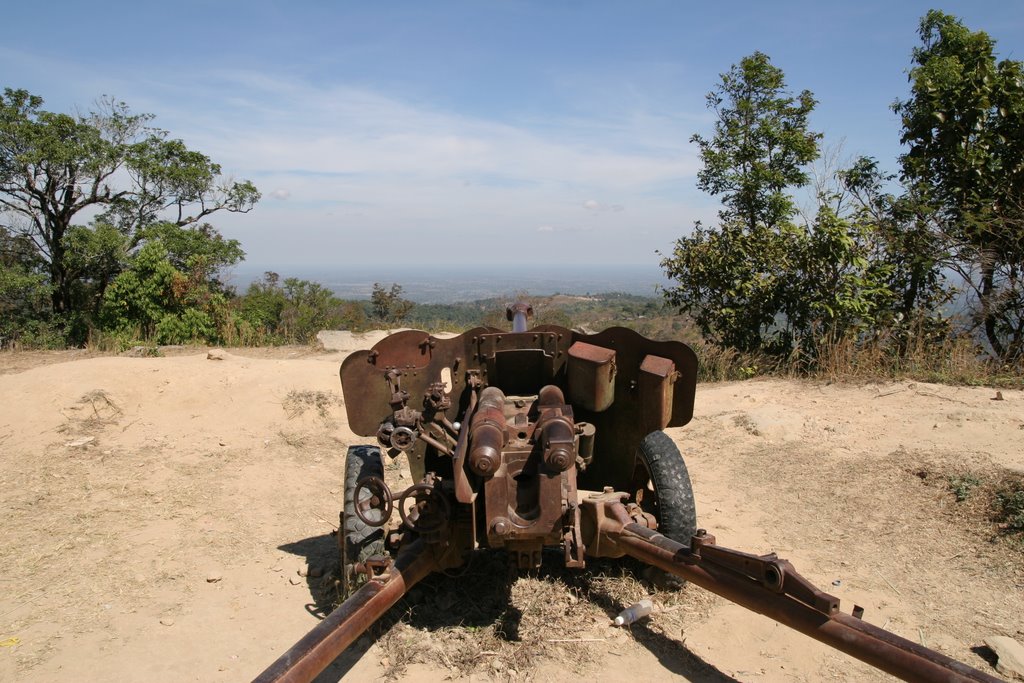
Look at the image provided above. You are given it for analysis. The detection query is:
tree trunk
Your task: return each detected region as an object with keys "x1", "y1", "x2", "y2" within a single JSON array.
[
  {"x1": 980, "y1": 259, "x2": 1004, "y2": 360},
  {"x1": 46, "y1": 219, "x2": 71, "y2": 317}
]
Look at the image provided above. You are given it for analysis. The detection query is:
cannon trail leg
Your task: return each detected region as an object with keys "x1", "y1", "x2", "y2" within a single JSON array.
[
  {"x1": 252, "y1": 539, "x2": 436, "y2": 683},
  {"x1": 594, "y1": 500, "x2": 1000, "y2": 683}
]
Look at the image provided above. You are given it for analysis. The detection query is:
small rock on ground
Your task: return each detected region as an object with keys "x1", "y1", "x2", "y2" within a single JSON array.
[{"x1": 985, "y1": 635, "x2": 1024, "y2": 679}]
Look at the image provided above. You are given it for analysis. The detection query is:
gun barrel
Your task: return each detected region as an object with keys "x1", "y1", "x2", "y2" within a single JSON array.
[{"x1": 506, "y1": 302, "x2": 533, "y2": 333}]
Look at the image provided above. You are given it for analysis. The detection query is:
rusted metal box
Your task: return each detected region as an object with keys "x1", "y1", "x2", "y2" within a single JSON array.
[
  {"x1": 567, "y1": 341, "x2": 616, "y2": 412},
  {"x1": 639, "y1": 354, "x2": 676, "y2": 431}
]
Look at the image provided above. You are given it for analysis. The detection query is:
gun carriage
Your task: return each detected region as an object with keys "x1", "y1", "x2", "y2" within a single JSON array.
[{"x1": 255, "y1": 303, "x2": 1001, "y2": 683}]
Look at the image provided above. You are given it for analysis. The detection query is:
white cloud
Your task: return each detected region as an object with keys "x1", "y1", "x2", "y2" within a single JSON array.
[
  {"x1": 0, "y1": 53, "x2": 709, "y2": 265},
  {"x1": 153, "y1": 70, "x2": 700, "y2": 194},
  {"x1": 583, "y1": 199, "x2": 625, "y2": 212},
  {"x1": 535, "y1": 224, "x2": 595, "y2": 234}
]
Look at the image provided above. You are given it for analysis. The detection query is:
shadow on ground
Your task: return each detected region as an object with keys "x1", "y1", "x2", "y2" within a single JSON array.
[{"x1": 278, "y1": 533, "x2": 344, "y2": 618}]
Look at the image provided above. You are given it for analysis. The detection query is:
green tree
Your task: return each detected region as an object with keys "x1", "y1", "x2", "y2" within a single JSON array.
[
  {"x1": 280, "y1": 278, "x2": 345, "y2": 340},
  {"x1": 61, "y1": 222, "x2": 129, "y2": 318},
  {"x1": 893, "y1": 10, "x2": 1024, "y2": 362},
  {"x1": 100, "y1": 241, "x2": 185, "y2": 342},
  {"x1": 839, "y1": 157, "x2": 951, "y2": 340},
  {"x1": 139, "y1": 222, "x2": 244, "y2": 283},
  {"x1": 0, "y1": 227, "x2": 61, "y2": 347},
  {"x1": 236, "y1": 273, "x2": 367, "y2": 344},
  {"x1": 238, "y1": 271, "x2": 289, "y2": 337},
  {"x1": 662, "y1": 53, "x2": 821, "y2": 354},
  {"x1": 789, "y1": 203, "x2": 896, "y2": 350},
  {"x1": 98, "y1": 224, "x2": 240, "y2": 345},
  {"x1": 0, "y1": 88, "x2": 259, "y2": 340},
  {"x1": 370, "y1": 282, "x2": 413, "y2": 323},
  {"x1": 662, "y1": 218, "x2": 800, "y2": 352},
  {"x1": 691, "y1": 51, "x2": 820, "y2": 233},
  {"x1": 663, "y1": 55, "x2": 915, "y2": 360}
]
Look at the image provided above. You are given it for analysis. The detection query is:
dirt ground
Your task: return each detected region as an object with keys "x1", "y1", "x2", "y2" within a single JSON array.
[{"x1": 1, "y1": 336, "x2": 1022, "y2": 682}]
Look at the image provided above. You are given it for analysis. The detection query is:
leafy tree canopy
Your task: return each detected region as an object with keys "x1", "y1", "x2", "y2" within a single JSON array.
[
  {"x1": 371, "y1": 282, "x2": 413, "y2": 323},
  {"x1": 663, "y1": 52, "x2": 942, "y2": 361},
  {"x1": 0, "y1": 88, "x2": 259, "y2": 342},
  {"x1": 663, "y1": 52, "x2": 825, "y2": 354},
  {"x1": 691, "y1": 51, "x2": 821, "y2": 232},
  {"x1": 893, "y1": 10, "x2": 1024, "y2": 362}
]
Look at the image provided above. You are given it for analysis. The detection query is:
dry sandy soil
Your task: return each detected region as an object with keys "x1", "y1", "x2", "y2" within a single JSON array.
[{"x1": 1, "y1": 334, "x2": 1022, "y2": 682}]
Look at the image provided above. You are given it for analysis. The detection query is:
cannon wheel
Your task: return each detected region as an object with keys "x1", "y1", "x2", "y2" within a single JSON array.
[
  {"x1": 339, "y1": 445, "x2": 387, "y2": 593},
  {"x1": 630, "y1": 430, "x2": 697, "y2": 543}
]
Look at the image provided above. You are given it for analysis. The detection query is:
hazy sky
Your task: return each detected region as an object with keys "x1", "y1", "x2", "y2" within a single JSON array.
[{"x1": 3, "y1": 1, "x2": 1022, "y2": 269}]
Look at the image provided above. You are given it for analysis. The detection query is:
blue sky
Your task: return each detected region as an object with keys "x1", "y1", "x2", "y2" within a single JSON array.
[{"x1": 3, "y1": 1, "x2": 1022, "y2": 270}]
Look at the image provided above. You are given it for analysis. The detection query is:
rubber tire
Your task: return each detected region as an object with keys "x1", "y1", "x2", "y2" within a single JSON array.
[
  {"x1": 339, "y1": 445, "x2": 387, "y2": 589},
  {"x1": 633, "y1": 430, "x2": 698, "y2": 544}
]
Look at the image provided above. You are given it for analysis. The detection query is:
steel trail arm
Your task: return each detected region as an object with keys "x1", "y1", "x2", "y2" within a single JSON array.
[
  {"x1": 251, "y1": 538, "x2": 437, "y2": 683},
  {"x1": 584, "y1": 492, "x2": 1001, "y2": 683}
]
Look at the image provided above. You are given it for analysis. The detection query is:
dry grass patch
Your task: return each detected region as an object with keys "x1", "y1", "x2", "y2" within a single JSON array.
[
  {"x1": 360, "y1": 549, "x2": 718, "y2": 681},
  {"x1": 277, "y1": 430, "x2": 309, "y2": 448},
  {"x1": 690, "y1": 330, "x2": 1023, "y2": 387},
  {"x1": 918, "y1": 465, "x2": 1024, "y2": 544},
  {"x1": 57, "y1": 389, "x2": 123, "y2": 439},
  {"x1": 282, "y1": 389, "x2": 341, "y2": 421}
]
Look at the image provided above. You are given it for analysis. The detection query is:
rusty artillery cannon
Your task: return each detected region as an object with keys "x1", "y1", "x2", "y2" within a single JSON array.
[{"x1": 255, "y1": 303, "x2": 1002, "y2": 683}]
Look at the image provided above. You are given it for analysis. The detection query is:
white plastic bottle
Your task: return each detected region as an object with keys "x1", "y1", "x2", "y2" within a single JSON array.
[{"x1": 613, "y1": 598, "x2": 653, "y2": 626}]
